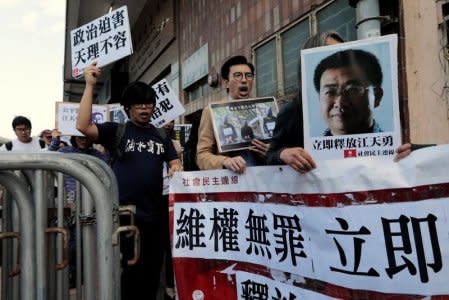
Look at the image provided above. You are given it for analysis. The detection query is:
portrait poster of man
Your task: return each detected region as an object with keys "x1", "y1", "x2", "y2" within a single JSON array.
[
  {"x1": 301, "y1": 34, "x2": 401, "y2": 161},
  {"x1": 210, "y1": 97, "x2": 278, "y2": 153}
]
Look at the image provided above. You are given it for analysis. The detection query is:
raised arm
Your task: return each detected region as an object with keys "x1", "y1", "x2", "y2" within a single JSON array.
[{"x1": 76, "y1": 63, "x2": 101, "y2": 141}]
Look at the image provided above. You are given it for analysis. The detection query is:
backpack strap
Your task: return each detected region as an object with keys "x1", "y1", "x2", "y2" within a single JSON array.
[
  {"x1": 110, "y1": 123, "x2": 127, "y2": 165},
  {"x1": 5, "y1": 141, "x2": 12, "y2": 151},
  {"x1": 39, "y1": 139, "x2": 46, "y2": 149}
]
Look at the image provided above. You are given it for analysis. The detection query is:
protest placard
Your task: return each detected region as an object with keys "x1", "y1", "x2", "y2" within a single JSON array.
[
  {"x1": 70, "y1": 6, "x2": 133, "y2": 78},
  {"x1": 56, "y1": 80, "x2": 182, "y2": 135},
  {"x1": 150, "y1": 79, "x2": 185, "y2": 128},
  {"x1": 301, "y1": 34, "x2": 401, "y2": 160},
  {"x1": 209, "y1": 97, "x2": 278, "y2": 153},
  {"x1": 170, "y1": 145, "x2": 449, "y2": 299},
  {"x1": 56, "y1": 102, "x2": 108, "y2": 136}
]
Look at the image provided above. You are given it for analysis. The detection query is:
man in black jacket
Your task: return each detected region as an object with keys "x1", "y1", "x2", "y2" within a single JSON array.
[{"x1": 266, "y1": 31, "x2": 344, "y2": 173}]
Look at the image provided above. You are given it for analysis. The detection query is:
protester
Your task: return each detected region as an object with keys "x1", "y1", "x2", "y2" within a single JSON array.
[
  {"x1": 76, "y1": 63, "x2": 182, "y2": 300},
  {"x1": 48, "y1": 129, "x2": 109, "y2": 287},
  {"x1": 0, "y1": 116, "x2": 46, "y2": 151},
  {"x1": 266, "y1": 31, "x2": 344, "y2": 173},
  {"x1": 39, "y1": 129, "x2": 53, "y2": 147},
  {"x1": 313, "y1": 48, "x2": 385, "y2": 136},
  {"x1": 196, "y1": 55, "x2": 269, "y2": 173}
]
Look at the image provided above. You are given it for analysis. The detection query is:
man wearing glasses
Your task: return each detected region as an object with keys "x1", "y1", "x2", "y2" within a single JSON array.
[
  {"x1": 313, "y1": 49, "x2": 384, "y2": 136},
  {"x1": 76, "y1": 63, "x2": 182, "y2": 300},
  {"x1": 0, "y1": 116, "x2": 46, "y2": 151},
  {"x1": 196, "y1": 55, "x2": 269, "y2": 173}
]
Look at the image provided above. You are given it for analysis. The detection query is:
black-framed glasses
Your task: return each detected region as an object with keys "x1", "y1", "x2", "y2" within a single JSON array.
[
  {"x1": 132, "y1": 103, "x2": 154, "y2": 109},
  {"x1": 232, "y1": 72, "x2": 254, "y2": 81},
  {"x1": 321, "y1": 84, "x2": 369, "y2": 101},
  {"x1": 14, "y1": 127, "x2": 31, "y2": 133}
]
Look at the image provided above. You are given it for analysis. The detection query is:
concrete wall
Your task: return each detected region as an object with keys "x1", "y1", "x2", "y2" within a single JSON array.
[{"x1": 403, "y1": 0, "x2": 449, "y2": 143}]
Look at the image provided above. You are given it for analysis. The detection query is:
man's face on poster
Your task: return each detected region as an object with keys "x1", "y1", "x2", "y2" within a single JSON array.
[{"x1": 318, "y1": 65, "x2": 383, "y2": 135}]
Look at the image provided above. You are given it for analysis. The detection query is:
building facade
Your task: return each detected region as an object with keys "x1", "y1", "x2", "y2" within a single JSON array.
[{"x1": 63, "y1": 0, "x2": 449, "y2": 144}]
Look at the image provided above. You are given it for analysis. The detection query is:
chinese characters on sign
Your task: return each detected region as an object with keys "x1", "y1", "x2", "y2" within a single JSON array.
[
  {"x1": 312, "y1": 133, "x2": 396, "y2": 158},
  {"x1": 236, "y1": 272, "x2": 335, "y2": 300},
  {"x1": 173, "y1": 200, "x2": 445, "y2": 293},
  {"x1": 150, "y1": 79, "x2": 185, "y2": 128},
  {"x1": 169, "y1": 146, "x2": 449, "y2": 299},
  {"x1": 301, "y1": 34, "x2": 401, "y2": 160},
  {"x1": 70, "y1": 6, "x2": 133, "y2": 78}
]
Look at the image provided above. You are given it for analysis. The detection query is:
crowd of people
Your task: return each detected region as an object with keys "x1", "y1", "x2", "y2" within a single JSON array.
[{"x1": 0, "y1": 31, "x2": 432, "y2": 299}]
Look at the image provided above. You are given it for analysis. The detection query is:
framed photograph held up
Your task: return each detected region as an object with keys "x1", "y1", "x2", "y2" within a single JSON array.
[{"x1": 209, "y1": 97, "x2": 278, "y2": 153}]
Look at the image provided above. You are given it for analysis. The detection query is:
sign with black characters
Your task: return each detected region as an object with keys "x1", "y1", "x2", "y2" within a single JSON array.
[{"x1": 70, "y1": 6, "x2": 133, "y2": 78}]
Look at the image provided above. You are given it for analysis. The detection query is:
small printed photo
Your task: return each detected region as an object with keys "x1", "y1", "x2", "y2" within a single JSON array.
[
  {"x1": 108, "y1": 104, "x2": 128, "y2": 124},
  {"x1": 210, "y1": 97, "x2": 278, "y2": 153}
]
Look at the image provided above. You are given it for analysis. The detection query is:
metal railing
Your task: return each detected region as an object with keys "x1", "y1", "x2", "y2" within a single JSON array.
[{"x1": 0, "y1": 152, "x2": 137, "y2": 300}]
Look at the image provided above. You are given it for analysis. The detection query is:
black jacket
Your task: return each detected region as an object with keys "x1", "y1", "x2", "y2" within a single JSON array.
[{"x1": 266, "y1": 100, "x2": 304, "y2": 165}]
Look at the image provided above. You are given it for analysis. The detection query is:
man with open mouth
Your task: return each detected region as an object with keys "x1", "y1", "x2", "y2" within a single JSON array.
[{"x1": 196, "y1": 55, "x2": 269, "y2": 174}]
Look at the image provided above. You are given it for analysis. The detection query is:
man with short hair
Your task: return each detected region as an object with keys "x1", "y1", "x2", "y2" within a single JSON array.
[
  {"x1": 39, "y1": 129, "x2": 53, "y2": 147},
  {"x1": 313, "y1": 49, "x2": 384, "y2": 136},
  {"x1": 196, "y1": 55, "x2": 269, "y2": 173},
  {"x1": 76, "y1": 63, "x2": 182, "y2": 300},
  {"x1": 0, "y1": 116, "x2": 46, "y2": 151}
]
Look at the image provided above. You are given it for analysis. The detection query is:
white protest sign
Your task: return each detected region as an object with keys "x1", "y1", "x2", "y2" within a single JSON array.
[
  {"x1": 55, "y1": 102, "x2": 107, "y2": 136},
  {"x1": 151, "y1": 79, "x2": 185, "y2": 128},
  {"x1": 171, "y1": 145, "x2": 449, "y2": 297},
  {"x1": 301, "y1": 34, "x2": 401, "y2": 161},
  {"x1": 70, "y1": 6, "x2": 133, "y2": 78}
]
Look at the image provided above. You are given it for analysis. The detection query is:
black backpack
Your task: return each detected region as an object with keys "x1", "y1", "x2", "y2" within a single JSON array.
[{"x1": 5, "y1": 139, "x2": 46, "y2": 151}]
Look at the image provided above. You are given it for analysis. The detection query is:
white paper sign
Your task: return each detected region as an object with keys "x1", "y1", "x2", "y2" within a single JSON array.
[
  {"x1": 236, "y1": 272, "x2": 336, "y2": 300},
  {"x1": 171, "y1": 145, "x2": 449, "y2": 296},
  {"x1": 151, "y1": 79, "x2": 185, "y2": 128},
  {"x1": 301, "y1": 34, "x2": 401, "y2": 161},
  {"x1": 55, "y1": 102, "x2": 108, "y2": 136},
  {"x1": 70, "y1": 6, "x2": 133, "y2": 78}
]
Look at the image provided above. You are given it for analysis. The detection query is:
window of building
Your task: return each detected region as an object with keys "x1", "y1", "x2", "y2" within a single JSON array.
[
  {"x1": 185, "y1": 78, "x2": 209, "y2": 103},
  {"x1": 253, "y1": 0, "x2": 356, "y2": 100},
  {"x1": 255, "y1": 39, "x2": 277, "y2": 97}
]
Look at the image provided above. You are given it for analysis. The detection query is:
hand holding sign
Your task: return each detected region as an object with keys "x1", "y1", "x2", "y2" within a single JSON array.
[
  {"x1": 84, "y1": 63, "x2": 101, "y2": 86},
  {"x1": 70, "y1": 6, "x2": 133, "y2": 78}
]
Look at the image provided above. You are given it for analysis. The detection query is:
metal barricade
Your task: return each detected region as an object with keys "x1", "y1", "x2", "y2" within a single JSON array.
[{"x1": 0, "y1": 152, "x2": 132, "y2": 300}]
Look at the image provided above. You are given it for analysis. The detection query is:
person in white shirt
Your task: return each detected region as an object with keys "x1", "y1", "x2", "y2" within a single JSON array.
[{"x1": 0, "y1": 116, "x2": 46, "y2": 152}]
